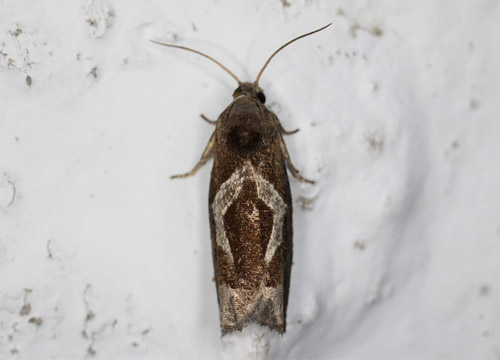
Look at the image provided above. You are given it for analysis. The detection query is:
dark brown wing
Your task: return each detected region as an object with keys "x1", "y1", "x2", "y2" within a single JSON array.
[{"x1": 208, "y1": 109, "x2": 292, "y2": 335}]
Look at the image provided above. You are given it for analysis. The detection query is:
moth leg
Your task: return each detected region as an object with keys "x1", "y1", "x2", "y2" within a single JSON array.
[
  {"x1": 278, "y1": 134, "x2": 315, "y2": 184},
  {"x1": 274, "y1": 114, "x2": 299, "y2": 135},
  {"x1": 279, "y1": 123, "x2": 300, "y2": 135},
  {"x1": 200, "y1": 114, "x2": 217, "y2": 125},
  {"x1": 171, "y1": 131, "x2": 216, "y2": 179}
]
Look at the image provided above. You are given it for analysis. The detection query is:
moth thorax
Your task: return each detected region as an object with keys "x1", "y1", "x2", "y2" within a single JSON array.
[
  {"x1": 228, "y1": 125, "x2": 262, "y2": 149},
  {"x1": 226, "y1": 99, "x2": 265, "y2": 150}
]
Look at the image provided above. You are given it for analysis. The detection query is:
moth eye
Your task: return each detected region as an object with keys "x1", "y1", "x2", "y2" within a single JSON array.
[
  {"x1": 256, "y1": 91, "x2": 266, "y2": 104},
  {"x1": 233, "y1": 86, "x2": 242, "y2": 97}
]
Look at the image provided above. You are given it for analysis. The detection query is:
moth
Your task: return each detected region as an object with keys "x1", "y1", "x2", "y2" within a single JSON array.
[{"x1": 152, "y1": 23, "x2": 330, "y2": 335}]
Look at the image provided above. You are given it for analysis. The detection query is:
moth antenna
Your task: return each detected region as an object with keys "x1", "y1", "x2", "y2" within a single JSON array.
[
  {"x1": 150, "y1": 40, "x2": 242, "y2": 85},
  {"x1": 254, "y1": 23, "x2": 332, "y2": 85}
]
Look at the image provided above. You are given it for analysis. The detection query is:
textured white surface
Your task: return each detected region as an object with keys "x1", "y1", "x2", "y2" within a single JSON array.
[{"x1": 0, "y1": 0, "x2": 499, "y2": 359}]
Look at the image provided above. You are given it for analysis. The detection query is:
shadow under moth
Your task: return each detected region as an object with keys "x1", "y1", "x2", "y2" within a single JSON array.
[{"x1": 152, "y1": 23, "x2": 331, "y2": 336}]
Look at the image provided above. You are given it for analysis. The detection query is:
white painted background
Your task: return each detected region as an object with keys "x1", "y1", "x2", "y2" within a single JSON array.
[{"x1": 0, "y1": 1, "x2": 498, "y2": 359}]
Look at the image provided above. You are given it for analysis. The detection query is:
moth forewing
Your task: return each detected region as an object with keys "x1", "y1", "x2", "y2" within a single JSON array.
[{"x1": 208, "y1": 94, "x2": 294, "y2": 334}]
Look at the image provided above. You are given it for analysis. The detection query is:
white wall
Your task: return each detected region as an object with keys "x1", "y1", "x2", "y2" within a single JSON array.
[{"x1": 0, "y1": 0, "x2": 498, "y2": 359}]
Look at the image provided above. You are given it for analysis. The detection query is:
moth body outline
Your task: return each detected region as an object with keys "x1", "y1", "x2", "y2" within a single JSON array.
[{"x1": 153, "y1": 24, "x2": 331, "y2": 335}]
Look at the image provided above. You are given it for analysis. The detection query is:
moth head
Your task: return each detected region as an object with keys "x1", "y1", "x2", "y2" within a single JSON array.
[{"x1": 232, "y1": 82, "x2": 266, "y2": 104}]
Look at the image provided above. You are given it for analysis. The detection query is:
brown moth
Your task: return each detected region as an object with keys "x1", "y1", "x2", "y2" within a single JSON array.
[{"x1": 152, "y1": 23, "x2": 331, "y2": 336}]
